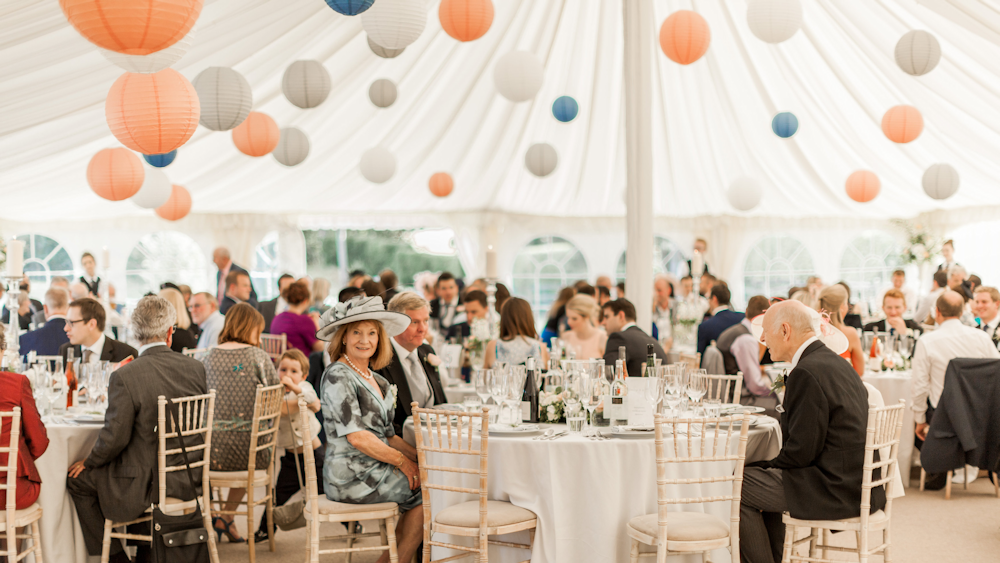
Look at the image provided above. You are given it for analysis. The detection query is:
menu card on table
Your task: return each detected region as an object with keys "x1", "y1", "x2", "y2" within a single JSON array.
[{"x1": 626, "y1": 377, "x2": 655, "y2": 427}]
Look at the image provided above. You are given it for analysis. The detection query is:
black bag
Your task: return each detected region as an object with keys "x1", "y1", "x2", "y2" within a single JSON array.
[{"x1": 151, "y1": 402, "x2": 210, "y2": 563}]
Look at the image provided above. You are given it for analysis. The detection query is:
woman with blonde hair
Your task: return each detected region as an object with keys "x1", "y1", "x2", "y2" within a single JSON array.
[
  {"x1": 816, "y1": 284, "x2": 864, "y2": 376},
  {"x1": 560, "y1": 294, "x2": 607, "y2": 359},
  {"x1": 158, "y1": 287, "x2": 198, "y2": 353}
]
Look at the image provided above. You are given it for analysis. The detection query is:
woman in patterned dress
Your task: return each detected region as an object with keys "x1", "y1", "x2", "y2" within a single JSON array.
[
  {"x1": 202, "y1": 303, "x2": 280, "y2": 542},
  {"x1": 318, "y1": 295, "x2": 424, "y2": 563}
]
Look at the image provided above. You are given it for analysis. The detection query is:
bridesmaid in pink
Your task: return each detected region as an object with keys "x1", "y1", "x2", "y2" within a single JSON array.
[{"x1": 560, "y1": 294, "x2": 607, "y2": 360}]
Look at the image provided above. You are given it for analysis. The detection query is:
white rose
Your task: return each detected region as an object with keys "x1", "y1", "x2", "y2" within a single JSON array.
[{"x1": 546, "y1": 406, "x2": 557, "y2": 419}]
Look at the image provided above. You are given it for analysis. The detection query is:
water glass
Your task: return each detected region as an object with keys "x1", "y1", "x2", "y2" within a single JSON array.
[
  {"x1": 474, "y1": 369, "x2": 492, "y2": 408},
  {"x1": 488, "y1": 370, "x2": 508, "y2": 423},
  {"x1": 566, "y1": 404, "x2": 585, "y2": 433},
  {"x1": 703, "y1": 398, "x2": 721, "y2": 419},
  {"x1": 644, "y1": 375, "x2": 665, "y2": 416},
  {"x1": 463, "y1": 396, "x2": 482, "y2": 412}
]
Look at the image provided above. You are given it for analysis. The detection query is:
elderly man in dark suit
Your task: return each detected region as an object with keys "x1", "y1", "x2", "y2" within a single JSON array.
[
  {"x1": 66, "y1": 295, "x2": 209, "y2": 563},
  {"x1": 696, "y1": 284, "x2": 744, "y2": 357},
  {"x1": 600, "y1": 299, "x2": 666, "y2": 378},
  {"x1": 739, "y1": 300, "x2": 885, "y2": 563},
  {"x1": 59, "y1": 297, "x2": 136, "y2": 364},
  {"x1": 20, "y1": 287, "x2": 71, "y2": 356},
  {"x1": 213, "y1": 246, "x2": 257, "y2": 305}
]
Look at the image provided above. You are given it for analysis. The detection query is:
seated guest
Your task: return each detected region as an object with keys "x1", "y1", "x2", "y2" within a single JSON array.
[
  {"x1": 159, "y1": 287, "x2": 199, "y2": 353},
  {"x1": 60, "y1": 298, "x2": 136, "y2": 364},
  {"x1": 560, "y1": 294, "x2": 607, "y2": 360},
  {"x1": 317, "y1": 294, "x2": 424, "y2": 563},
  {"x1": 740, "y1": 300, "x2": 885, "y2": 563},
  {"x1": 616, "y1": 281, "x2": 626, "y2": 300},
  {"x1": 69, "y1": 281, "x2": 90, "y2": 300},
  {"x1": 494, "y1": 282, "x2": 511, "y2": 314},
  {"x1": 213, "y1": 246, "x2": 258, "y2": 305},
  {"x1": 361, "y1": 279, "x2": 387, "y2": 301},
  {"x1": 0, "y1": 330, "x2": 49, "y2": 511},
  {"x1": 864, "y1": 289, "x2": 923, "y2": 335},
  {"x1": 595, "y1": 275, "x2": 612, "y2": 290},
  {"x1": 311, "y1": 277, "x2": 332, "y2": 314},
  {"x1": 485, "y1": 297, "x2": 550, "y2": 368},
  {"x1": 601, "y1": 299, "x2": 666, "y2": 378},
  {"x1": 429, "y1": 271, "x2": 461, "y2": 335},
  {"x1": 717, "y1": 295, "x2": 772, "y2": 397},
  {"x1": 698, "y1": 273, "x2": 717, "y2": 299},
  {"x1": 189, "y1": 292, "x2": 224, "y2": 349},
  {"x1": 968, "y1": 274, "x2": 982, "y2": 292},
  {"x1": 1, "y1": 284, "x2": 37, "y2": 331},
  {"x1": 177, "y1": 284, "x2": 192, "y2": 304},
  {"x1": 947, "y1": 264, "x2": 973, "y2": 301},
  {"x1": 837, "y1": 281, "x2": 864, "y2": 330},
  {"x1": 271, "y1": 281, "x2": 324, "y2": 355},
  {"x1": 696, "y1": 285, "x2": 744, "y2": 356},
  {"x1": 446, "y1": 289, "x2": 489, "y2": 341},
  {"x1": 20, "y1": 287, "x2": 71, "y2": 356},
  {"x1": 258, "y1": 274, "x2": 294, "y2": 334},
  {"x1": 816, "y1": 285, "x2": 865, "y2": 376},
  {"x1": 651, "y1": 274, "x2": 676, "y2": 344},
  {"x1": 201, "y1": 303, "x2": 279, "y2": 542},
  {"x1": 66, "y1": 296, "x2": 207, "y2": 563},
  {"x1": 879, "y1": 270, "x2": 917, "y2": 316},
  {"x1": 540, "y1": 286, "x2": 575, "y2": 344},
  {"x1": 29, "y1": 276, "x2": 70, "y2": 327},
  {"x1": 307, "y1": 287, "x2": 367, "y2": 394},
  {"x1": 339, "y1": 286, "x2": 365, "y2": 303},
  {"x1": 574, "y1": 283, "x2": 596, "y2": 297},
  {"x1": 973, "y1": 286, "x2": 1000, "y2": 348},
  {"x1": 219, "y1": 270, "x2": 255, "y2": 315},
  {"x1": 379, "y1": 269, "x2": 399, "y2": 304},
  {"x1": 915, "y1": 271, "x2": 947, "y2": 325}
]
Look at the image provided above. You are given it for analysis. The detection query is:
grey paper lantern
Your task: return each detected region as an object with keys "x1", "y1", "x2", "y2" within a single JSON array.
[
  {"x1": 746, "y1": 0, "x2": 802, "y2": 44},
  {"x1": 362, "y1": 0, "x2": 427, "y2": 50},
  {"x1": 922, "y1": 163, "x2": 960, "y2": 200},
  {"x1": 368, "y1": 35, "x2": 405, "y2": 58},
  {"x1": 282, "y1": 61, "x2": 331, "y2": 109},
  {"x1": 360, "y1": 147, "x2": 396, "y2": 183},
  {"x1": 192, "y1": 67, "x2": 252, "y2": 131},
  {"x1": 525, "y1": 143, "x2": 557, "y2": 177},
  {"x1": 494, "y1": 51, "x2": 544, "y2": 102},
  {"x1": 727, "y1": 177, "x2": 763, "y2": 211},
  {"x1": 273, "y1": 127, "x2": 310, "y2": 167},
  {"x1": 369, "y1": 79, "x2": 398, "y2": 108},
  {"x1": 895, "y1": 30, "x2": 941, "y2": 76},
  {"x1": 131, "y1": 167, "x2": 172, "y2": 209}
]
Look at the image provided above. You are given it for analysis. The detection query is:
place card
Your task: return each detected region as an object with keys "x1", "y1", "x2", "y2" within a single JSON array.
[{"x1": 626, "y1": 377, "x2": 654, "y2": 427}]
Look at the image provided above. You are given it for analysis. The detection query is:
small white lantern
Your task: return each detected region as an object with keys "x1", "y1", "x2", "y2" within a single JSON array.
[
  {"x1": 746, "y1": 0, "x2": 802, "y2": 44},
  {"x1": 362, "y1": 0, "x2": 427, "y2": 50},
  {"x1": 895, "y1": 30, "x2": 941, "y2": 76},
  {"x1": 524, "y1": 143, "x2": 557, "y2": 177},
  {"x1": 494, "y1": 51, "x2": 544, "y2": 102},
  {"x1": 727, "y1": 177, "x2": 763, "y2": 211},
  {"x1": 131, "y1": 167, "x2": 173, "y2": 209},
  {"x1": 360, "y1": 147, "x2": 397, "y2": 183},
  {"x1": 922, "y1": 163, "x2": 960, "y2": 200},
  {"x1": 368, "y1": 35, "x2": 405, "y2": 58},
  {"x1": 192, "y1": 67, "x2": 253, "y2": 131},
  {"x1": 282, "y1": 60, "x2": 332, "y2": 109},
  {"x1": 369, "y1": 78, "x2": 398, "y2": 108},
  {"x1": 101, "y1": 26, "x2": 195, "y2": 73},
  {"x1": 273, "y1": 128, "x2": 310, "y2": 167}
]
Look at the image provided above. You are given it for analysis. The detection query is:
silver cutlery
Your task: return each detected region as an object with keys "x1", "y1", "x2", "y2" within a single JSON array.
[
  {"x1": 533, "y1": 429, "x2": 555, "y2": 440},
  {"x1": 547, "y1": 431, "x2": 569, "y2": 440}
]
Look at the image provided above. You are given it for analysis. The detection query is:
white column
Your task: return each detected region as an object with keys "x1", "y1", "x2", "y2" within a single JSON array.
[{"x1": 623, "y1": 0, "x2": 655, "y2": 332}]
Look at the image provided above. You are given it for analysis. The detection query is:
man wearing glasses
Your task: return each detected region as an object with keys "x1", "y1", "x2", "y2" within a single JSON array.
[
  {"x1": 60, "y1": 297, "x2": 136, "y2": 364},
  {"x1": 189, "y1": 292, "x2": 224, "y2": 349}
]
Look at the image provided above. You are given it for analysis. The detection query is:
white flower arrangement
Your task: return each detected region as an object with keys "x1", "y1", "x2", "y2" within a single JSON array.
[{"x1": 388, "y1": 384, "x2": 398, "y2": 408}]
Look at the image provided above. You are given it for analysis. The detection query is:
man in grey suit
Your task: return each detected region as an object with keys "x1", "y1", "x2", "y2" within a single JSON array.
[{"x1": 66, "y1": 295, "x2": 208, "y2": 563}]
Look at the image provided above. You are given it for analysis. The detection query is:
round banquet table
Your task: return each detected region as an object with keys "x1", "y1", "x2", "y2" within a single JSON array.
[
  {"x1": 862, "y1": 370, "x2": 915, "y2": 487},
  {"x1": 403, "y1": 417, "x2": 781, "y2": 563}
]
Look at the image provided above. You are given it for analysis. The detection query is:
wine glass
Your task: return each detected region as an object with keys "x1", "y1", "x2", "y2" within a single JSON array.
[
  {"x1": 503, "y1": 367, "x2": 527, "y2": 427},
  {"x1": 474, "y1": 369, "x2": 492, "y2": 411},
  {"x1": 48, "y1": 369, "x2": 67, "y2": 416},
  {"x1": 489, "y1": 370, "x2": 508, "y2": 424},
  {"x1": 644, "y1": 372, "x2": 665, "y2": 418},
  {"x1": 686, "y1": 371, "x2": 706, "y2": 409}
]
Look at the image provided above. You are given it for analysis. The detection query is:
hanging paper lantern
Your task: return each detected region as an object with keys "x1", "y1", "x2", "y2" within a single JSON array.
[
  {"x1": 105, "y1": 69, "x2": 200, "y2": 154},
  {"x1": 325, "y1": 0, "x2": 374, "y2": 15},
  {"x1": 232, "y1": 112, "x2": 280, "y2": 157},
  {"x1": 368, "y1": 35, "x2": 406, "y2": 58},
  {"x1": 659, "y1": 10, "x2": 711, "y2": 65},
  {"x1": 100, "y1": 25, "x2": 194, "y2": 74},
  {"x1": 369, "y1": 79, "x2": 398, "y2": 108},
  {"x1": 525, "y1": 143, "x2": 558, "y2": 177},
  {"x1": 282, "y1": 61, "x2": 331, "y2": 109},
  {"x1": 59, "y1": 0, "x2": 203, "y2": 55},
  {"x1": 746, "y1": 0, "x2": 802, "y2": 44},
  {"x1": 143, "y1": 150, "x2": 177, "y2": 167},
  {"x1": 360, "y1": 147, "x2": 397, "y2": 183},
  {"x1": 494, "y1": 51, "x2": 544, "y2": 102},
  {"x1": 87, "y1": 148, "x2": 144, "y2": 201},
  {"x1": 727, "y1": 177, "x2": 763, "y2": 211},
  {"x1": 362, "y1": 0, "x2": 427, "y2": 50},
  {"x1": 429, "y1": 172, "x2": 454, "y2": 197},
  {"x1": 771, "y1": 112, "x2": 798, "y2": 138},
  {"x1": 922, "y1": 163, "x2": 960, "y2": 200},
  {"x1": 273, "y1": 128, "x2": 310, "y2": 167},
  {"x1": 895, "y1": 30, "x2": 941, "y2": 76},
  {"x1": 882, "y1": 105, "x2": 923, "y2": 144},
  {"x1": 155, "y1": 184, "x2": 192, "y2": 221},
  {"x1": 192, "y1": 67, "x2": 252, "y2": 131},
  {"x1": 439, "y1": 0, "x2": 494, "y2": 42},
  {"x1": 131, "y1": 167, "x2": 173, "y2": 209},
  {"x1": 552, "y1": 96, "x2": 579, "y2": 123},
  {"x1": 845, "y1": 170, "x2": 880, "y2": 203}
]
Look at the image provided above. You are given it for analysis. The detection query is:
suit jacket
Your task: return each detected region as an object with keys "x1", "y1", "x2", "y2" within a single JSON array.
[
  {"x1": 219, "y1": 294, "x2": 258, "y2": 315},
  {"x1": 59, "y1": 337, "x2": 137, "y2": 365},
  {"x1": 429, "y1": 298, "x2": 460, "y2": 332},
  {"x1": 169, "y1": 327, "x2": 199, "y2": 353},
  {"x1": 376, "y1": 343, "x2": 447, "y2": 436},
  {"x1": 20, "y1": 317, "x2": 70, "y2": 356},
  {"x1": 863, "y1": 318, "x2": 923, "y2": 335},
  {"x1": 0, "y1": 372, "x2": 49, "y2": 489},
  {"x1": 82, "y1": 345, "x2": 208, "y2": 522},
  {"x1": 760, "y1": 341, "x2": 885, "y2": 520},
  {"x1": 216, "y1": 263, "x2": 258, "y2": 302},
  {"x1": 2, "y1": 302, "x2": 41, "y2": 331},
  {"x1": 603, "y1": 326, "x2": 667, "y2": 379},
  {"x1": 259, "y1": 298, "x2": 279, "y2": 333},
  {"x1": 446, "y1": 321, "x2": 471, "y2": 342},
  {"x1": 697, "y1": 309, "x2": 745, "y2": 356}
]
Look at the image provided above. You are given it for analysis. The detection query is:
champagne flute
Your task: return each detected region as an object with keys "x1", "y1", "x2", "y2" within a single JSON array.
[
  {"x1": 644, "y1": 372, "x2": 665, "y2": 418},
  {"x1": 474, "y1": 369, "x2": 491, "y2": 411},
  {"x1": 503, "y1": 367, "x2": 527, "y2": 427},
  {"x1": 488, "y1": 370, "x2": 508, "y2": 424},
  {"x1": 686, "y1": 371, "x2": 706, "y2": 409}
]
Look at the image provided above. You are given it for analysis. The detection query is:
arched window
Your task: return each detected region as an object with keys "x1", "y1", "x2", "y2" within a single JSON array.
[
  {"x1": 252, "y1": 229, "x2": 308, "y2": 301},
  {"x1": 839, "y1": 232, "x2": 903, "y2": 308},
  {"x1": 16, "y1": 234, "x2": 74, "y2": 300},
  {"x1": 616, "y1": 236, "x2": 688, "y2": 282},
  {"x1": 512, "y1": 236, "x2": 589, "y2": 326},
  {"x1": 126, "y1": 232, "x2": 211, "y2": 307},
  {"x1": 743, "y1": 235, "x2": 815, "y2": 300}
]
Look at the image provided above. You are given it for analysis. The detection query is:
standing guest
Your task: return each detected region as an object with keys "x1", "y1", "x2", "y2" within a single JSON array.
[
  {"x1": 66, "y1": 296, "x2": 207, "y2": 563},
  {"x1": 213, "y1": 246, "x2": 257, "y2": 305},
  {"x1": 270, "y1": 281, "x2": 324, "y2": 355},
  {"x1": 541, "y1": 286, "x2": 575, "y2": 344},
  {"x1": 494, "y1": 282, "x2": 511, "y2": 314},
  {"x1": 317, "y1": 294, "x2": 425, "y2": 563},
  {"x1": 596, "y1": 285, "x2": 612, "y2": 306},
  {"x1": 696, "y1": 285, "x2": 744, "y2": 356},
  {"x1": 601, "y1": 299, "x2": 666, "y2": 378},
  {"x1": 595, "y1": 275, "x2": 613, "y2": 291},
  {"x1": 615, "y1": 281, "x2": 626, "y2": 300},
  {"x1": 698, "y1": 274, "x2": 717, "y2": 299},
  {"x1": 915, "y1": 271, "x2": 948, "y2": 325},
  {"x1": 69, "y1": 281, "x2": 90, "y2": 301},
  {"x1": 685, "y1": 238, "x2": 710, "y2": 277},
  {"x1": 428, "y1": 272, "x2": 460, "y2": 335},
  {"x1": 936, "y1": 239, "x2": 958, "y2": 273},
  {"x1": 973, "y1": 286, "x2": 1000, "y2": 348},
  {"x1": 189, "y1": 292, "x2": 224, "y2": 349},
  {"x1": 0, "y1": 331, "x2": 49, "y2": 511},
  {"x1": 258, "y1": 274, "x2": 294, "y2": 334},
  {"x1": 485, "y1": 298, "x2": 549, "y2": 368},
  {"x1": 202, "y1": 303, "x2": 279, "y2": 542},
  {"x1": 864, "y1": 289, "x2": 923, "y2": 335},
  {"x1": 220, "y1": 270, "x2": 255, "y2": 315},
  {"x1": 837, "y1": 281, "x2": 864, "y2": 330},
  {"x1": 60, "y1": 298, "x2": 136, "y2": 364},
  {"x1": 310, "y1": 277, "x2": 332, "y2": 314},
  {"x1": 79, "y1": 252, "x2": 104, "y2": 297},
  {"x1": 159, "y1": 288, "x2": 199, "y2": 353},
  {"x1": 879, "y1": 270, "x2": 917, "y2": 316},
  {"x1": 816, "y1": 284, "x2": 865, "y2": 376},
  {"x1": 717, "y1": 296, "x2": 772, "y2": 397},
  {"x1": 560, "y1": 294, "x2": 607, "y2": 360},
  {"x1": 446, "y1": 289, "x2": 488, "y2": 341},
  {"x1": 361, "y1": 279, "x2": 387, "y2": 301},
  {"x1": 651, "y1": 275, "x2": 676, "y2": 344},
  {"x1": 379, "y1": 270, "x2": 400, "y2": 304},
  {"x1": 20, "y1": 287, "x2": 70, "y2": 356},
  {"x1": 347, "y1": 270, "x2": 369, "y2": 288}
]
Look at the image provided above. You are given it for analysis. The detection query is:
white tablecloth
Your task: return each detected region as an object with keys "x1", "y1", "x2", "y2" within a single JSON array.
[
  {"x1": 442, "y1": 384, "x2": 479, "y2": 404},
  {"x1": 862, "y1": 371, "x2": 915, "y2": 487},
  {"x1": 403, "y1": 418, "x2": 781, "y2": 563}
]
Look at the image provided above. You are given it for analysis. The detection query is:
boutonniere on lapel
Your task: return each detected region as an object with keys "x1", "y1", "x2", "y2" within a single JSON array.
[
  {"x1": 770, "y1": 369, "x2": 787, "y2": 394},
  {"x1": 388, "y1": 384, "x2": 398, "y2": 408},
  {"x1": 424, "y1": 353, "x2": 442, "y2": 368}
]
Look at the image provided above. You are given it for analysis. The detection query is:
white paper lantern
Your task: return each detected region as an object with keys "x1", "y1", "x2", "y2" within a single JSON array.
[
  {"x1": 524, "y1": 143, "x2": 557, "y2": 177},
  {"x1": 362, "y1": 0, "x2": 427, "y2": 50},
  {"x1": 273, "y1": 128, "x2": 310, "y2": 167},
  {"x1": 922, "y1": 163, "x2": 960, "y2": 200},
  {"x1": 494, "y1": 51, "x2": 544, "y2": 102},
  {"x1": 360, "y1": 147, "x2": 397, "y2": 183},
  {"x1": 282, "y1": 61, "x2": 332, "y2": 109},
  {"x1": 131, "y1": 167, "x2": 172, "y2": 209},
  {"x1": 101, "y1": 26, "x2": 195, "y2": 73},
  {"x1": 727, "y1": 177, "x2": 763, "y2": 211},
  {"x1": 746, "y1": 0, "x2": 802, "y2": 44},
  {"x1": 192, "y1": 67, "x2": 253, "y2": 131},
  {"x1": 895, "y1": 30, "x2": 941, "y2": 76},
  {"x1": 369, "y1": 79, "x2": 398, "y2": 108},
  {"x1": 368, "y1": 35, "x2": 405, "y2": 58}
]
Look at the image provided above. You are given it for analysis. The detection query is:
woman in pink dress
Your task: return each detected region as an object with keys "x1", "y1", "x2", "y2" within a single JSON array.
[{"x1": 560, "y1": 294, "x2": 607, "y2": 360}]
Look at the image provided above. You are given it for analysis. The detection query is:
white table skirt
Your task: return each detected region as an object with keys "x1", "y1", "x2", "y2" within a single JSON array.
[
  {"x1": 403, "y1": 418, "x2": 781, "y2": 563},
  {"x1": 862, "y1": 371, "x2": 915, "y2": 487}
]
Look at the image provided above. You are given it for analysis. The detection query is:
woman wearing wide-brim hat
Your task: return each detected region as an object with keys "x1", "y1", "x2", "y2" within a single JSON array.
[{"x1": 316, "y1": 295, "x2": 423, "y2": 563}]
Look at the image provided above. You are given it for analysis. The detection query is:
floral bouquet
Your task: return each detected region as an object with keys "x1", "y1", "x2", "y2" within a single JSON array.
[
  {"x1": 463, "y1": 317, "x2": 494, "y2": 369},
  {"x1": 892, "y1": 220, "x2": 941, "y2": 265}
]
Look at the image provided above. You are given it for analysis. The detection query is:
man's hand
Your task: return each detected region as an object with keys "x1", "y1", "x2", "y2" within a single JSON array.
[
  {"x1": 887, "y1": 316, "x2": 908, "y2": 334},
  {"x1": 915, "y1": 423, "x2": 929, "y2": 441},
  {"x1": 68, "y1": 460, "x2": 87, "y2": 479}
]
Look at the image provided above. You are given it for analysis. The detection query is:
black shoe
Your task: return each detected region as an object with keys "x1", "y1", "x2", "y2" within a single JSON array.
[
  {"x1": 107, "y1": 552, "x2": 131, "y2": 563},
  {"x1": 253, "y1": 528, "x2": 271, "y2": 543},
  {"x1": 923, "y1": 471, "x2": 948, "y2": 491},
  {"x1": 133, "y1": 546, "x2": 152, "y2": 563}
]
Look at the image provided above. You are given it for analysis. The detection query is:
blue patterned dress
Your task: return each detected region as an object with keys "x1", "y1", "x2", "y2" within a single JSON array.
[{"x1": 321, "y1": 362, "x2": 422, "y2": 511}]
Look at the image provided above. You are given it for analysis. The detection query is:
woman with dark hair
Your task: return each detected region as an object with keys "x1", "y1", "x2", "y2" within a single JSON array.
[
  {"x1": 484, "y1": 297, "x2": 550, "y2": 367},
  {"x1": 540, "y1": 286, "x2": 576, "y2": 345},
  {"x1": 270, "y1": 281, "x2": 324, "y2": 355},
  {"x1": 837, "y1": 281, "x2": 864, "y2": 330},
  {"x1": 494, "y1": 282, "x2": 511, "y2": 314}
]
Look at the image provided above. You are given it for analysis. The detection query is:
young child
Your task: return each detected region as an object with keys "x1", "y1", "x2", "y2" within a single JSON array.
[{"x1": 254, "y1": 348, "x2": 323, "y2": 542}]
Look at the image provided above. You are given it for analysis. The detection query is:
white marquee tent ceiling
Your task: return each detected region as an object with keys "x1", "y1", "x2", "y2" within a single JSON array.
[{"x1": 3, "y1": 0, "x2": 1000, "y2": 225}]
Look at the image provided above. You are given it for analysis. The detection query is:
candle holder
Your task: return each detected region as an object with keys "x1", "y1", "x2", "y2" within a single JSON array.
[{"x1": 3, "y1": 276, "x2": 23, "y2": 373}]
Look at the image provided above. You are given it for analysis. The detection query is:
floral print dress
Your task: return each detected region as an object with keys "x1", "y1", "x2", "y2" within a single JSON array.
[{"x1": 321, "y1": 362, "x2": 422, "y2": 511}]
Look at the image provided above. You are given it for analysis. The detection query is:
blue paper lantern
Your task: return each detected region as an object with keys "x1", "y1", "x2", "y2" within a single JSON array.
[
  {"x1": 325, "y1": 0, "x2": 375, "y2": 16},
  {"x1": 143, "y1": 150, "x2": 177, "y2": 167},
  {"x1": 552, "y1": 96, "x2": 579, "y2": 123},
  {"x1": 771, "y1": 112, "x2": 798, "y2": 138}
]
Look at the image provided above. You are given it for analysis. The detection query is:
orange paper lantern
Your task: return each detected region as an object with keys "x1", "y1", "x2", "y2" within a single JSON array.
[
  {"x1": 439, "y1": 0, "x2": 494, "y2": 42},
  {"x1": 881, "y1": 105, "x2": 923, "y2": 144},
  {"x1": 105, "y1": 69, "x2": 200, "y2": 155},
  {"x1": 845, "y1": 170, "x2": 880, "y2": 203},
  {"x1": 429, "y1": 172, "x2": 454, "y2": 197},
  {"x1": 87, "y1": 148, "x2": 145, "y2": 201},
  {"x1": 659, "y1": 10, "x2": 711, "y2": 65},
  {"x1": 60, "y1": 0, "x2": 203, "y2": 56},
  {"x1": 232, "y1": 112, "x2": 280, "y2": 157},
  {"x1": 155, "y1": 184, "x2": 192, "y2": 221}
]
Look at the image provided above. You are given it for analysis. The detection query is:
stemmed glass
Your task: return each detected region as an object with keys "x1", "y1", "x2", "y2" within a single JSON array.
[
  {"x1": 503, "y1": 367, "x2": 527, "y2": 427},
  {"x1": 644, "y1": 370, "x2": 665, "y2": 418},
  {"x1": 581, "y1": 376, "x2": 606, "y2": 436},
  {"x1": 664, "y1": 367, "x2": 684, "y2": 419},
  {"x1": 474, "y1": 369, "x2": 492, "y2": 412},
  {"x1": 489, "y1": 369, "x2": 509, "y2": 424},
  {"x1": 686, "y1": 370, "x2": 706, "y2": 411}
]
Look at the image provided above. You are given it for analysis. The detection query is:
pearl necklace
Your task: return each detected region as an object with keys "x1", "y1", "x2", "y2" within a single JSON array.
[{"x1": 342, "y1": 355, "x2": 374, "y2": 380}]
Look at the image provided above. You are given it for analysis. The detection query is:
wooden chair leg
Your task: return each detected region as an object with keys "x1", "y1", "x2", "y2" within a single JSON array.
[
  {"x1": 346, "y1": 521, "x2": 357, "y2": 563},
  {"x1": 629, "y1": 538, "x2": 640, "y2": 563},
  {"x1": 963, "y1": 466, "x2": 968, "y2": 490},
  {"x1": 100, "y1": 520, "x2": 113, "y2": 563},
  {"x1": 993, "y1": 472, "x2": 999, "y2": 498},
  {"x1": 386, "y1": 516, "x2": 399, "y2": 563},
  {"x1": 27, "y1": 521, "x2": 44, "y2": 563},
  {"x1": 266, "y1": 487, "x2": 275, "y2": 553},
  {"x1": 421, "y1": 515, "x2": 431, "y2": 563},
  {"x1": 945, "y1": 471, "x2": 953, "y2": 500},
  {"x1": 919, "y1": 468, "x2": 925, "y2": 491},
  {"x1": 203, "y1": 504, "x2": 220, "y2": 563},
  {"x1": 781, "y1": 524, "x2": 794, "y2": 563},
  {"x1": 808, "y1": 528, "x2": 818, "y2": 558},
  {"x1": 883, "y1": 527, "x2": 892, "y2": 563},
  {"x1": 246, "y1": 484, "x2": 256, "y2": 563}
]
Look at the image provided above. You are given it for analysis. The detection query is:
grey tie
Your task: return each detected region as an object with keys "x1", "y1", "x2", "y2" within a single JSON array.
[
  {"x1": 83, "y1": 349, "x2": 94, "y2": 364},
  {"x1": 409, "y1": 353, "x2": 431, "y2": 407}
]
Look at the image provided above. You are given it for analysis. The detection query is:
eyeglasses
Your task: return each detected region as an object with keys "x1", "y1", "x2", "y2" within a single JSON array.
[{"x1": 66, "y1": 319, "x2": 86, "y2": 326}]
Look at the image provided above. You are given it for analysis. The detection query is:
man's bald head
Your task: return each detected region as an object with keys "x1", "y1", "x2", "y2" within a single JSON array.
[
  {"x1": 936, "y1": 290, "x2": 965, "y2": 320},
  {"x1": 761, "y1": 300, "x2": 818, "y2": 362}
]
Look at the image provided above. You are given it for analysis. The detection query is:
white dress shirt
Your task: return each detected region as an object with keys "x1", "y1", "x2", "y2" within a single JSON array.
[
  {"x1": 914, "y1": 288, "x2": 944, "y2": 324},
  {"x1": 83, "y1": 333, "x2": 106, "y2": 363},
  {"x1": 439, "y1": 297, "x2": 459, "y2": 329},
  {"x1": 911, "y1": 319, "x2": 1000, "y2": 423},
  {"x1": 790, "y1": 336, "x2": 819, "y2": 369},
  {"x1": 138, "y1": 342, "x2": 167, "y2": 356},
  {"x1": 730, "y1": 319, "x2": 768, "y2": 396},
  {"x1": 978, "y1": 314, "x2": 1000, "y2": 347},
  {"x1": 391, "y1": 338, "x2": 433, "y2": 408},
  {"x1": 197, "y1": 311, "x2": 225, "y2": 349}
]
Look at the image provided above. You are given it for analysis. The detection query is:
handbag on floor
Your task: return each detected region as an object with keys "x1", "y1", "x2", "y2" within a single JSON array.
[{"x1": 272, "y1": 445, "x2": 308, "y2": 531}]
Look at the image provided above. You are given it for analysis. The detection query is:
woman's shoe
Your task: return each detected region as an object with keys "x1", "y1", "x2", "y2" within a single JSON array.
[
  {"x1": 253, "y1": 528, "x2": 271, "y2": 543},
  {"x1": 212, "y1": 516, "x2": 246, "y2": 543}
]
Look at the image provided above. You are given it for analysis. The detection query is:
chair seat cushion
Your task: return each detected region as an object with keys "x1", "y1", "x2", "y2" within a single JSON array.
[
  {"x1": 0, "y1": 502, "x2": 41, "y2": 527},
  {"x1": 307, "y1": 498, "x2": 399, "y2": 516},
  {"x1": 434, "y1": 500, "x2": 536, "y2": 528},
  {"x1": 209, "y1": 470, "x2": 268, "y2": 484},
  {"x1": 628, "y1": 512, "x2": 730, "y2": 542}
]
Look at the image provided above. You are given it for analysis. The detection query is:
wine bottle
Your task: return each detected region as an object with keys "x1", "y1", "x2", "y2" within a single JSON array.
[
  {"x1": 618, "y1": 345, "x2": 628, "y2": 378},
  {"x1": 522, "y1": 357, "x2": 539, "y2": 423},
  {"x1": 65, "y1": 348, "x2": 78, "y2": 409},
  {"x1": 645, "y1": 343, "x2": 656, "y2": 378},
  {"x1": 609, "y1": 359, "x2": 629, "y2": 427}
]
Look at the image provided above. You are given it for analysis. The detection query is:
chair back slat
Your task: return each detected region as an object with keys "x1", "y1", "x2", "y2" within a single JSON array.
[
  {"x1": 156, "y1": 392, "x2": 216, "y2": 508},
  {"x1": 703, "y1": 372, "x2": 744, "y2": 404},
  {"x1": 246, "y1": 384, "x2": 285, "y2": 473},
  {"x1": 1, "y1": 409, "x2": 22, "y2": 494},
  {"x1": 259, "y1": 334, "x2": 287, "y2": 364},
  {"x1": 298, "y1": 398, "x2": 322, "y2": 518},
  {"x1": 860, "y1": 400, "x2": 906, "y2": 521}
]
